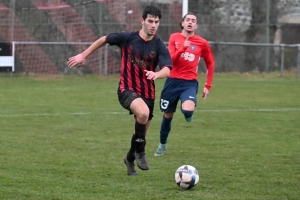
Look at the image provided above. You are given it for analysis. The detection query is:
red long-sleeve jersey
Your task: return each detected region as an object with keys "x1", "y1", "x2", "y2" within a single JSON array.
[{"x1": 168, "y1": 32, "x2": 214, "y2": 90}]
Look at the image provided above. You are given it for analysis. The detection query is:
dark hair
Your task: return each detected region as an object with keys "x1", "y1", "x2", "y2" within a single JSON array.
[
  {"x1": 142, "y1": 5, "x2": 162, "y2": 20},
  {"x1": 179, "y1": 12, "x2": 197, "y2": 30}
]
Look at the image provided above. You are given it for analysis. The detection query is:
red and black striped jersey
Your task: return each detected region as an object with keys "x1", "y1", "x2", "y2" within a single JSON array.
[{"x1": 106, "y1": 31, "x2": 172, "y2": 100}]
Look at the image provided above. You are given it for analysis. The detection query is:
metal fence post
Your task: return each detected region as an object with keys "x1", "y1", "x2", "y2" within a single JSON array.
[
  {"x1": 297, "y1": 45, "x2": 300, "y2": 78},
  {"x1": 265, "y1": 0, "x2": 270, "y2": 73},
  {"x1": 98, "y1": 48, "x2": 102, "y2": 75},
  {"x1": 280, "y1": 45, "x2": 284, "y2": 77},
  {"x1": 10, "y1": 0, "x2": 15, "y2": 42},
  {"x1": 12, "y1": 41, "x2": 15, "y2": 76},
  {"x1": 104, "y1": 44, "x2": 108, "y2": 76}
]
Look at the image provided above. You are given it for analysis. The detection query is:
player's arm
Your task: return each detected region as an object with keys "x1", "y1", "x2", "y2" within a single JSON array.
[
  {"x1": 202, "y1": 42, "x2": 215, "y2": 100},
  {"x1": 145, "y1": 66, "x2": 170, "y2": 80},
  {"x1": 68, "y1": 36, "x2": 107, "y2": 68},
  {"x1": 168, "y1": 34, "x2": 187, "y2": 62},
  {"x1": 168, "y1": 35, "x2": 191, "y2": 62},
  {"x1": 156, "y1": 66, "x2": 171, "y2": 78},
  {"x1": 145, "y1": 39, "x2": 172, "y2": 80}
]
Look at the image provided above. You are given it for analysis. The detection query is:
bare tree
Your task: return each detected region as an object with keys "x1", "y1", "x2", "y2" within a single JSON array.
[{"x1": 244, "y1": 0, "x2": 279, "y2": 72}]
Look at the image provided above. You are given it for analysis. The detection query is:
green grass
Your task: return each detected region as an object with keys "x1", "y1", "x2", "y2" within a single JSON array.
[{"x1": 0, "y1": 73, "x2": 299, "y2": 200}]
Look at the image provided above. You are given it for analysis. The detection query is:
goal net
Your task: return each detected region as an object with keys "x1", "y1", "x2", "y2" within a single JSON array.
[{"x1": 0, "y1": 0, "x2": 182, "y2": 75}]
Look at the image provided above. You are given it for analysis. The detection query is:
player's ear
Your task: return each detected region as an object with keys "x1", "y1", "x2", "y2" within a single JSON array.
[
  {"x1": 180, "y1": 21, "x2": 184, "y2": 30},
  {"x1": 140, "y1": 17, "x2": 144, "y2": 24}
]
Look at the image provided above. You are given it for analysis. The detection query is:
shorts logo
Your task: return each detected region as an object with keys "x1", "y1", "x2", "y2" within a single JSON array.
[
  {"x1": 189, "y1": 96, "x2": 195, "y2": 99},
  {"x1": 132, "y1": 92, "x2": 137, "y2": 96}
]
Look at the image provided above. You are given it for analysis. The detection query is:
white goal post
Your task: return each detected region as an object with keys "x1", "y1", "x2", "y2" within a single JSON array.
[{"x1": 182, "y1": 0, "x2": 188, "y2": 17}]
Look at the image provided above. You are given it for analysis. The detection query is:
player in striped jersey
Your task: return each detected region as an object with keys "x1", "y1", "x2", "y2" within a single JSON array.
[
  {"x1": 154, "y1": 12, "x2": 215, "y2": 156},
  {"x1": 68, "y1": 5, "x2": 172, "y2": 175}
]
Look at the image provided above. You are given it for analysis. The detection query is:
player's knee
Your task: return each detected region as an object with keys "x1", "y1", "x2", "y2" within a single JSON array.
[
  {"x1": 136, "y1": 110, "x2": 149, "y2": 123},
  {"x1": 182, "y1": 100, "x2": 196, "y2": 110},
  {"x1": 164, "y1": 112, "x2": 174, "y2": 119},
  {"x1": 181, "y1": 109, "x2": 194, "y2": 118}
]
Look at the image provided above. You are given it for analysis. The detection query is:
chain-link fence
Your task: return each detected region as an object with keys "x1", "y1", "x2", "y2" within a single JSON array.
[{"x1": 0, "y1": 0, "x2": 300, "y2": 75}]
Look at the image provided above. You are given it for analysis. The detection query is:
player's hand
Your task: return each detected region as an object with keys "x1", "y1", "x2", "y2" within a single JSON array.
[
  {"x1": 183, "y1": 35, "x2": 191, "y2": 48},
  {"x1": 67, "y1": 54, "x2": 86, "y2": 68},
  {"x1": 144, "y1": 70, "x2": 159, "y2": 80},
  {"x1": 202, "y1": 87, "x2": 209, "y2": 100}
]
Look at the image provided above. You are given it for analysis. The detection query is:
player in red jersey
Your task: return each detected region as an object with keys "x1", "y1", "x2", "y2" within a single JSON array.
[
  {"x1": 154, "y1": 12, "x2": 214, "y2": 156},
  {"x1": 67, "y1": 5, "x2": 172, "y2": 175}
]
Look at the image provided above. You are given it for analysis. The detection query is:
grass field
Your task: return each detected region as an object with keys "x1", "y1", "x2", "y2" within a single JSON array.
[{"x1": 0, "y1": 73, "x2": 299, "y2": 200}]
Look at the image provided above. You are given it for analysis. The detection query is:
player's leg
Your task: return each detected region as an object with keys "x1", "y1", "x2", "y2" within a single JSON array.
[
  {"x1": 124, "y1": 117, "x2": 151, "y2": 175},
  {"x1": 154, "y1": 111, "x2": 174, "y2": 156},
  {"x1": 127, "y1": 114, "x2": 151, "y2": 162},
  {"x1": 124, "y1": 132, "x2": 137, "y2": 175},
  {"x1": 160, "y1": 112, "x2": 174, "y2": 145},
  {"x1": 181, "y1": 100, "x2": 195, "y2": 122},
  {"x1": 118, "y1": 90, "x2": 150, "y2": 174},
  {"x1": 129, "y1": 97, "x2": 150, "y2": 170},
  {"x1": 180, "y1": 81, "x2": 198, "y2": 122},
  {"x1": 154, "y1": 78, "x2": 181, "y2": 156}
]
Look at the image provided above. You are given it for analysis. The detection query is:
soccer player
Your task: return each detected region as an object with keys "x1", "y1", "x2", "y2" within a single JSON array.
[
  {"x1": 67, "y1": 5, "x2": 172, "y2": 175},
  {"x1": 154, "y1": 12, "x2": 214, "y2": 156}
]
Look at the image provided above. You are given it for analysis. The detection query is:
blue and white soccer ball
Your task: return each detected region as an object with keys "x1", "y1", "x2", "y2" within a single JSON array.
[{"x1": 175, "y1": 165, "x2": 199, "y2": 189}]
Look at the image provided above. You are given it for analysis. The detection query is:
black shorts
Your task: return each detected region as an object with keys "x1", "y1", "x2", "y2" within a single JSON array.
[{"x1": 118, "y1": 89, "x2": 154, "y2": 121}]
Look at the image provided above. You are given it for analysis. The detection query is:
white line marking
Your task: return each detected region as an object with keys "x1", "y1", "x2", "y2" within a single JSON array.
[
  {"x1": 195, "y1": 108, "x2": 300, "y2": 112},
  {"x1": 0, "y1": 108, "x2": 299, "y2": 117},
  {"x1": 0, "y1": 112, "x2": 92, "y2": 117}
]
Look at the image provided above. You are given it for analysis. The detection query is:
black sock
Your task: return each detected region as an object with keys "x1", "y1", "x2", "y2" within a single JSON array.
[
  {"x1": 126, "y1": 134, "x2": 136, "y2": 162},
  {"x1": 134, "y1": 121, "x2": 146, "y2": 153}
]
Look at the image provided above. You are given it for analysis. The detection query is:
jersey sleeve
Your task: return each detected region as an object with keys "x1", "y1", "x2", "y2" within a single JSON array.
[
  {"x1": 106, "y1": 32, "x2": 130, "y2": 46},
  {"x1": 202, "y1": 41, "x2": 215, "y2": 90},
  {"x1": 158, "y1": 40, "x2": 172, "y2": 70},
  {"x1": 168, "y1": 34, "x2": 186, "y2": 62}
]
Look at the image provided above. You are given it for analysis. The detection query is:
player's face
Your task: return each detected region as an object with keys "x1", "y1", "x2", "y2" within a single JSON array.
[
  {"x1": 141, "y1": 14, "x2": 160, "y2": 36},
  {"x1": 182, "y1": 15, "x2": 197, "y2": 32}
]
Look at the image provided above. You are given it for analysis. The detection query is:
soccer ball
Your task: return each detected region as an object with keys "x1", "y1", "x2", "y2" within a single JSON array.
[{"x1": 175, "y1": 165, "x2": 199, "y2": 189}]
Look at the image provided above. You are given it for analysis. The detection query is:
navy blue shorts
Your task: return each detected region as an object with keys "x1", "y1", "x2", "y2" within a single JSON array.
[{"x1": 160, "y1": 78, "x2": 198, "y2": 113}]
